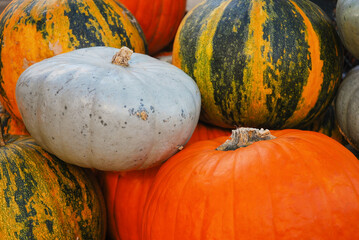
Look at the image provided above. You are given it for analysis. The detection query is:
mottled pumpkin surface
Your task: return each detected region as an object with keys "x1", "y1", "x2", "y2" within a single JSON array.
[
  {"x1": 0, "y1": 133, "x2": 106, "y2": 239},
  {"x1": 0, "y1": 0, "x2": 147, "y2": 123},
  {"x1": 173, "y1": 0, "x2": 343, "y2": 129}
]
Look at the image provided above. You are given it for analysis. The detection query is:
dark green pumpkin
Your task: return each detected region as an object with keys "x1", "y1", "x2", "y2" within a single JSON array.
[
  {"x1": 173, "y1": 0, "x2": 343, "y2": 129},
  {"x1": 0, "y1": 113, "x2": 106, "y2": 239}
]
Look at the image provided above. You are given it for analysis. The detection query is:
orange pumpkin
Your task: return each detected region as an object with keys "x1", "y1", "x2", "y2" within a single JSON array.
[
  {"x1": 186, "y1": 121, "x2": 231, "y2": 146},
  {"x1": 99, "y1": 122, "x2": 230, "y2": 240},
  {"x1": 141, "y1": 128, "x2": 359, "y2": 239},
  {"x1": 118, "y1": 0, "x2": 186, "y2": 54},
  {"x1": 98, "y1": 167, "x2": 159, "y2": 240}
]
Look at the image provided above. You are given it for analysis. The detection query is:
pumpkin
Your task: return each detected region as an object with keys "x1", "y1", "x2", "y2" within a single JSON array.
[
  {"x1": 336, "y1": 0, "x2": 359, "y2": 59},
  {"x1": 302, "y1": 101, "x2": 344, "y2": 144},
  {"x1": 0, "y1": 102, "x2": 28, "y2": 135},
  {"x1": 0, "y1": 0, "x2": 147, "y2": 127},
  {"x1": 141, "y1": 128, "x2": 359, "y2": 239},
  {"x1": 118, "y1": 0, "x2": 186, "y2": 55},
  {"x1": 335, "y1": 66, "x2": 359, "y2": 150},
  {"x1": 98, "y1": 166, "x2": 159, "y2": 240},
  {"x1": 186, "y1": 0, "x2": 204, "y2": 12},
  {"x1": 98, "y1": 122, "x2": 229, "y2": 240},
  {"x1": 173, "y1": 0, "x2": 343, "y2": 129},
  {"x1": 16, "y1": 46, "x2": 201, "y2": 171},
  {"x1": 0, "y1": 112, "x2": 106, "y2": 239},
  {"x1": 309, "y1": 0, "x2": 337, "y2": 22},
  {"x1": 186, "y1": 121, "x2": 231, "y2": 146}
]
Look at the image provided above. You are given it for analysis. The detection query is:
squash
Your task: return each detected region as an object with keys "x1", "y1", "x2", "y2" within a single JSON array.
[
  {"x1": 16, "y1": 46, "x2": 201, "y2": 171},
  {"x1": 142, "y1": 128, "x2": 359, "y2": 239},
  {"x1": 98, "y1": 167, "x2": 159, "y2": 240},
  {"x1": 186, "y1": 121, "x2": 231, "y2": 146},
  {"x1": 98, "y1": 122, "x2": 229, "y2": 240},
  {"x1": 335, "y1": 66, "x2": 359, "y2": 150},
  {"x1": 186, "y1": 0, "x2": 204, "y2": 12},
  {"x1": 302, "y1": 101, "x2": 345, "y2": 144},
  {"x1": 0, "y1": 0, "x2": 147, "y2": 126},
  {"x1": 0, "y1": 112, "x2": 106, "y2": 239},
  {"x1": 336, "y1": 0, "x2": 359, "y2": 59},
  {"x1": 173, "y1": 0, "x2": 343, "y2": 129},
  {"x1": 118, "y1": 0, "x2": 186, "y2": 55}
]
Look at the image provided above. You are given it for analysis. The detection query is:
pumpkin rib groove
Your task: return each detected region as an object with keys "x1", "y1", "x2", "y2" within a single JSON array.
[{"x1": 255, "y1": 143, "x2": 278, "y2": 239}]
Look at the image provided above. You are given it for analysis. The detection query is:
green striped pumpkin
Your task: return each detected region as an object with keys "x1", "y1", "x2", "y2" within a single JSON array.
[
  {"x1": 173, "y1": 0, "x2": 343, "y2": 129},
  {"x1": 0, "y1": 0, "x2": 147, "y2": 125},
  {"x1": 0, "y1": 113, "x2": 106, "y2": 239}
]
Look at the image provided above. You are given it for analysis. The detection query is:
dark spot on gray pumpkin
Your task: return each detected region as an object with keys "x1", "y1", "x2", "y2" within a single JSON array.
[
  {"x1": 64, "y1": 105, "x2": 67, "y2": 110},
  {"x1": 51, "y1": 137, "x2": 55, "y2": 140},
  {"x1": 150, "y1": 106, "x2": 155, "y2": 113},
  {"x1": 124, "y1": 122, "x2": 127, "y2": 124},
  {"x1": 89, "y1": 114, "x2": 92, "y2": 118},
  {"x1": 140, "y1": 98, "x2": 143, "y2": 101},
  {"x1": 158, "y1": 132, "x2": 161, "y2": 134},
  {"x1": 124, "y1": 105, "x2": 127, "y2": 108}
]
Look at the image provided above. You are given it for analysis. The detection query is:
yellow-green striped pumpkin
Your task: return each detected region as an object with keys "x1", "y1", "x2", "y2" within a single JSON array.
[
  {"x1": 173, "y1": 0, "x2": 343, "y2": 129},
  {"x1": 0, "y1": 0, "x2": 147, "y2": 126},
  {"x1": 0, "y1": 112, "x2": 106, "y2": 239}
]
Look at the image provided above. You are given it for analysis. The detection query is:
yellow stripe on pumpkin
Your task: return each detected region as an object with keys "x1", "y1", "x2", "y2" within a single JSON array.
[
  {"x1": 283, "y1": 0, "x2": 324, "y2": 128},
  {"x1": 193, "y1": 0, "x2": 232, "y2": 125},
  {"x1": 240, "y1": 0, "x2": 276, "y2": 126}
]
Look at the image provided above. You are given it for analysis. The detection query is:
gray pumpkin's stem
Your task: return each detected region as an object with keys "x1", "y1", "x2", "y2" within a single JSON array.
[
  {"x1": 216, "y1": 127, "x2": 276, "y2": 151},
  {"x1": 112, "y1": 46, "x2": 133, "y2": 66}
]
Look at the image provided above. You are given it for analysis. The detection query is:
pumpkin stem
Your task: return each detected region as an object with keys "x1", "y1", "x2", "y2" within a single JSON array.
[
  {"x1": 216, "y1": 127, "x2": 275, "y2": 151},
  {"x1": 111, "y1": 46, "x2": 133, "y2": 67}
]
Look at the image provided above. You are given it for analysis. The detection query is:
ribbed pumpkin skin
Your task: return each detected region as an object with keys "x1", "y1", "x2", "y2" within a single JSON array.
[
  {"x1": 99, "y1": 167, "x2": 159, "y2": 240},
  {"x1": 142, "y1": 129, "x2": 359, "y2": 240},
  {"x1": 0, "y1": 134, "x2": 106, "y2": 239},
  {"x1": 0, "y1": 0, "x2": 147, "y2": 123},
  {"x1": 99, "y1": 122, "x2": 230, "y2": 240},
  {"x1": 119, "y1": 0, "x2": 186, "y2": 55},
  {"x1": 173, "y1": 0, "x2": 343, "y2": 129}
]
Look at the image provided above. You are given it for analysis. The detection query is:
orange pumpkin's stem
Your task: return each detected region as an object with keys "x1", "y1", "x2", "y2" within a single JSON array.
[
  {"x1": 111, "y1": 46, "x2": 133, "y2": 67},
  {"x1": 216, "y1": 127, "x2": 275, "y2": 151}
]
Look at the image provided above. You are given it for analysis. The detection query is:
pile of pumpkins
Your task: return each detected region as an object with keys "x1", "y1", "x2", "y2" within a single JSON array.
[{"x1": 1, "y1": 0, "x2": 359, "y2": 239}]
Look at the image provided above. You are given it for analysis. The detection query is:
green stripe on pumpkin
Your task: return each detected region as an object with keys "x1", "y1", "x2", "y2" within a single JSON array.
[
  {"x1": 0, "y1": 135, "x2": 105, "y2": 239},
  {"x1": 173, "y1": 0, "x2": 343, "y2": 129}
]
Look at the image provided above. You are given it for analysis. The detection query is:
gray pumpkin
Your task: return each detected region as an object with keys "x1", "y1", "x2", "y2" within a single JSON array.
[
  {"x1": 16, "y1": 46, "x2": 201, "y2": 171},
  {"x1": 336, "y1": 0, "x2": 359, "y2": 59},
  {"x1": 335, "y1": 66, "x2": 359, "y2": 151}
]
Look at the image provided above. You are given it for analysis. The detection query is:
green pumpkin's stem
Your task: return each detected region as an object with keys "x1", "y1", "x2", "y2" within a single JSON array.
[
  {"x1": 111, "y1": 46, "x2": 133, "y2": 67},
  {"x1": 216, "y1": 127, "x2": 276, "y2": 151}
]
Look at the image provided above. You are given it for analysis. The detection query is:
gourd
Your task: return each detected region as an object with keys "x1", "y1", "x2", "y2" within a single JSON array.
[
  {"x1": 98, "y1": 122, "x2": 229, "y2": 240},
  {"x1": 119, "y1": 0, "x2": 186, "y2": 54},
  {"x1": 173, "y1": 0, "x2": 343, "y2": 129},
  {"x1": 0, "y1": 112, "x2": 106, "y2": 239},
  {"x1": 336, "y1": 0, "x2": 359, "y2": 59},
  {"x1": 16, "y1": 46, "x2": 201, "y2": 171},
  {"x1": 335, "y1": 66, "x2": 359, "y2": 150},
  {"x1": 186, "y1": 0, "x2": 204, "y2": 12},
  {"x1": 98, "y1": 167, "x2": 159, "y2": 240},
  {"x1": 0, "y1": 0, "x2": 147, "y2": 126},
  {"x1": 142, "y1": 128, "x2": 359, "y2": 239}
]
